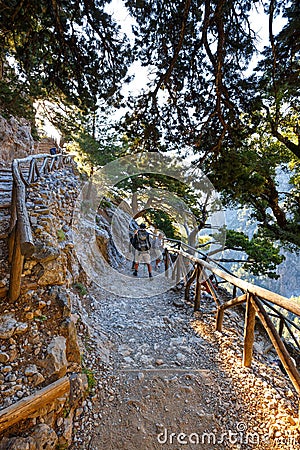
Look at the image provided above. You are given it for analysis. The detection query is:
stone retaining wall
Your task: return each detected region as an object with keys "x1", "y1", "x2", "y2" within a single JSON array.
[{"x1": 0, "y1": 166, "x2": 89, "y2": 449}]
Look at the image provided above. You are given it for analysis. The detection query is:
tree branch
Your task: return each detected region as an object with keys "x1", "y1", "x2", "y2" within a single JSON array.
[{"x1": 152, "y1": 0, "x2": 192, "y2": 98}]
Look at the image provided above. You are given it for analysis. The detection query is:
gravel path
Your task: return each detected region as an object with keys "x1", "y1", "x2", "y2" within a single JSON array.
[{"x1": 70, "y1": 263, "x2": 300, "y2": 450}]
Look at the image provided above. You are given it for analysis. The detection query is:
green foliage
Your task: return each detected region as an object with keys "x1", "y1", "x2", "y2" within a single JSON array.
[
  {"x1": 98, "y1": 199, "x2": 113, "y2": 210},
  {"x1": 56, "y1": 444, "x2": 69, "y2": 450},
  {"x1": 145, "y1": 209, "x2": 179, "y2": 239},
  {"x1": 34, "y1": 315, "x2": 48, "y2": 322},
  {"x1": 62, "y1": 404, "x2": 71, "y2": 418},
  {"x1": 56, "y1": 229, "x2": 66, "y2": 242},
  {"x1": 225, "y1": 230, "x2": 285, "y2": 278},
  {"x1": 71, "y1": 130, "x2": 123, "y2": 168},
  {"x1": 207, "y1": 132, "x2": 300, "y2": 250},
  {"x1": 119, "y1": 0, "x2": 300, "y2": 252},
  {"x1": 122, "y1": 0, "x2": 258, "y2": 152},
  {"x1": 0, "y1": 78, "x2": 35, "y2": 123},
  {"x1": 1, "y1": 0, "x2": 299, "y2": 268},
  {"x1": 0, "y1": 0, "x2": 131, "y2": 128},
  {"x1": 73, "y1": 282, "x2": 88, "y2": 297},
  {"x1": 82, "y1": 367, "x2": 96, "y2": 392}
]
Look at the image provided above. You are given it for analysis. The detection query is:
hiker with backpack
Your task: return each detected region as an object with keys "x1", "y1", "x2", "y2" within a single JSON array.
[
  {"x1": 129, "y1": 230, "x2": 137, "y2": 270},
  {"x1": 131, "y1": 223, "x2": 153, "y2": 278}
]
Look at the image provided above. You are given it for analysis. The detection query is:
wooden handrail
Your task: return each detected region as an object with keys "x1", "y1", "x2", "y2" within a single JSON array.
[
  {"x1": 8, "y1": 153, "x2": 75, "y2": 301},
  {"x1": 251, "y1": 295, "x2": 300, "y2": 395},
  {"x1": 174, "y1": 248, "x2": 300, "y2": 316},
  {"x1": 11, "y1": 160, "x2": 34, "y2": 256},
  {"x1": 0, "y1": 376, "x2": 70, "y2": 433},
  {"x1": 165, "y1": 245, "x2": 300, "y2": 413}
]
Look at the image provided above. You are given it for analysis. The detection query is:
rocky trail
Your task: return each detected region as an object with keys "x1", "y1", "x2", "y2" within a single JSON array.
[
  {"x1": 70, "y1": 262, "x2": 300, "y2": 450},
  {"x1": 0, "y1": 162, "x2": 300, "y2": 450}
]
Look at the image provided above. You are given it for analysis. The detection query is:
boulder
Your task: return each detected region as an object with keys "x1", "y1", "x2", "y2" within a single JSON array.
[
  {"x1": 45, "y1": 336, "x2": 67, "y2": 379},
  {"x1": 0, "y1": 314, "x2": 28, "y2": 339},
  {"x1": 2, "y1": 436, "x2": 36, "y2": 450},
  {"x1": 60, "y1": 318, "x2": 81, "y2": 363},
  {"x1": 0, "y1": 314, "x2": 17, "y2": 339},
  {"x1": 31, "y1": 424, "x2": 58, "y2": 450},
  {"x1": 37, "y1": 254, "x2": 68, "y2": 286}
]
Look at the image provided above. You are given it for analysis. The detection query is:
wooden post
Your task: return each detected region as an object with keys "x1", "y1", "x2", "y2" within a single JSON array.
[
  {"x1": 215, "y1": 308, "x2": 225, "y2": 332},
  {"x1": 171, "y1": 248, "x2": 300, "y2": 317},
  {"x1": 243, "y1": 294, "x2": 256, "y2": 367},
  {"x1": 12, "y1": 162, "x2": 35, "y2": 257},
  {"x1": 233, "y1": 285, "x2": 237, "y2": 299},
  {"x1": 184, "y1": 266, "x2": 197, "y2": 301},
  {"x1": 50, "y1": 157, "x2": 55, "y2": 171},
  {"x1": 171, "y1": 256, "x2": 177, "y2": 281},
  {"x1": 9, "y1": 183, "x2": 17, "y2": 233},
  {"x1": 201, "y1": 268, "x2": 221, "y2": 306},
  {"x1": 8, "y1": 225, "x2": 16, "y2": 264},
  {"x1": 40, "y1": 157, "x2": 50, "y2": 174},
  {"x1": 215, "y1": 293, "x2": 248, "y2": 332},
  {"x1": 194, "y1": 264, "x2": 202, "y2": 312},
  {"x1": 251, "y1": 295, "x2": 300, "y2": 395},
  {"x1": 164, "y1": 248, "x2": 169, "y2": 277},
  {"x1": 8, "y1": 222, "x2": 24, "y2": 302},
  {"x1": 34, "y1": 159, "x2": 40, "y2": 178},
  {"x1": 28, "y1": 159, "x2": 36, "y2": 183},
  {"x1": 278, "y1": 317, "x2": 284, "y2": 337}
]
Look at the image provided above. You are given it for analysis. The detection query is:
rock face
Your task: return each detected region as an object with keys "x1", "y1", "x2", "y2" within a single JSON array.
[
  {"x1": 0, "y1": 115, "x2": 35, "y2": 163},
  {"x1": 45, "y1": 336, "x2": 68, "y2": 379},
  {"x1": 2, "y1": 424, "x2": 58, "y2": 450}
]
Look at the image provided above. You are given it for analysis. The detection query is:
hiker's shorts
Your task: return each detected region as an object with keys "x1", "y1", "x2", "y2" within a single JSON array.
[
  {"x1": 152, "y1": 248, "x2": 163, "y2": 260},
  {"x1": 136, "y1": 251, "x2": 151, "y2": 264}
]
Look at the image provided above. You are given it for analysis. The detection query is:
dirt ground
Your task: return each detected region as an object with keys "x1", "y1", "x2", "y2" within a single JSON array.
[{"x1": 69, "y1": 268, "x2": 300, "y2": 450}]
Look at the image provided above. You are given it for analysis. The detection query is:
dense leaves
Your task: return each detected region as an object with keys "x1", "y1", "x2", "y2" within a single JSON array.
[
  {"x1": 123, "y1": 0, "x2": 257, "y2": 152},
  {"x1": 0, "y1": 0, "x2": 299, "y2": 277},
  {"x1": 0, "y1": 0, "x2": 131, "y2": 119},
  {"x1": 121, "y1": 0, "x2": 300, "y2": 252},
  {"x1": 224, "y1": 229, "x2": 284, "y2": 278},
  {"x1": 144, "y1": 209, "x2": 180, "y2": 239}
]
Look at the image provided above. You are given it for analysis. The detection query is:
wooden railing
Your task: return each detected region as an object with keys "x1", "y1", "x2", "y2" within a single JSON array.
[
  {"x1": 164, "y1": 242, "x2": 300, "y2": 409},
  {"x1": 8, "y1": 153, "x2": 75, "y2": 302},
  {"x1": 0, "y1": 376, "x2": 70, "y2": 433}
]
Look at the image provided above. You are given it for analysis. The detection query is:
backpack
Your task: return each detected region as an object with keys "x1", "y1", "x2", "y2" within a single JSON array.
[{"x1": 132, "y1": 229, "x2": 151, "y2": 251}]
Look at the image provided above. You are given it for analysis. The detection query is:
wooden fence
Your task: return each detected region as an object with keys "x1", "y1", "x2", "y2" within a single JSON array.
[
  {"x1": 164, "y1": 242, "x2": 300, "y2": 410},
  {"x1": 0, "y1": 377, "x2": 70, "y2": 433},
  {"x1": 8, "y1": 153, "x2": 75, "y2": 302}
]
